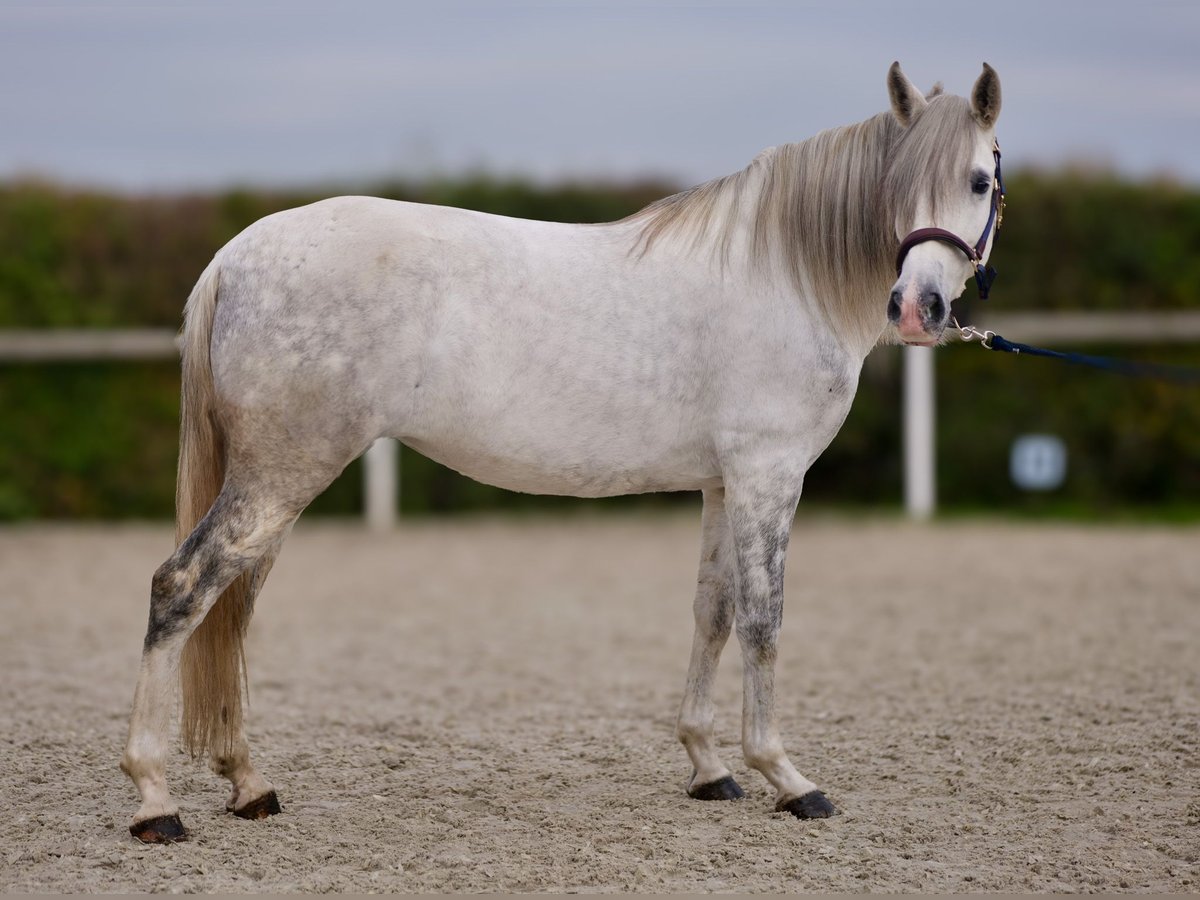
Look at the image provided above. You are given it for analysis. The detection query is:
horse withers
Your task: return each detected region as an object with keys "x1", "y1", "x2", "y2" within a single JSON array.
[{"x1": 121, "y1": 62, "x2": 1002, "y2": 842}]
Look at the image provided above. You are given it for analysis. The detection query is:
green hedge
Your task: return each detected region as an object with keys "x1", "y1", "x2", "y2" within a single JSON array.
[{"x1": 2, "y1": 170, "x2": 1198, "y2": 520}]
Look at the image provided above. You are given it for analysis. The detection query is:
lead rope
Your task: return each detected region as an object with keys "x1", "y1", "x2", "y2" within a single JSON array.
[{"x1": 953, "y1": 318, "x2": 1200, "y2": 385}]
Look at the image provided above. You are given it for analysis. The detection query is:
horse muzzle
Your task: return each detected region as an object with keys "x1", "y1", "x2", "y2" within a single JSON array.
[{"x1": 887, "y1": 281, "x2": 947, "y2": 345}]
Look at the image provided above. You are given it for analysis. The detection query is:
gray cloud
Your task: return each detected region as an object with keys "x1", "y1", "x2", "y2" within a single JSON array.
[{"x1": 2, "y1": 1, "x2": 1196, "y2": 190}]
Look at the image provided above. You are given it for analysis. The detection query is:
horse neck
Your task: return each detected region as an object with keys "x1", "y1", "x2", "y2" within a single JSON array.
[{"x1": 630, "y1": 112, "x2": 903, "y2": 357}]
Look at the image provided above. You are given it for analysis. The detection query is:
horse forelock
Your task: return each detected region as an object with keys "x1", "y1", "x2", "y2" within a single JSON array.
[
  {"x1": 883, "y1": 94, "x2": 978, "y2": 235},
  {"x1": 626, "y1": 92, "x2": 981, "y2": 349}
]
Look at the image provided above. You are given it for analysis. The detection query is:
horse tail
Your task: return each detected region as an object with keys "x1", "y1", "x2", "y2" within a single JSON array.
[{"x1": 175, "y1": 255, "x2": 249, "y2": 758}]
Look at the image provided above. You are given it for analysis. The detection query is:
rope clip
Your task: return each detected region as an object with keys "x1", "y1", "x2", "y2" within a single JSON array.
[{"x1": 952, "y1": 318, "x2": 997, "y2": 350}]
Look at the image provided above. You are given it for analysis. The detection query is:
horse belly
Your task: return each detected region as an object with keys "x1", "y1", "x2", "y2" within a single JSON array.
[{"x1": 400, "y1": 402, "x2": 720, "y2": 498}]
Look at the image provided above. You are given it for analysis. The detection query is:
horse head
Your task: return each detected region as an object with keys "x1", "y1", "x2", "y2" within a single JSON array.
[{"x1": 885, "y1": 62, "x2": 1003, "y2": 345}]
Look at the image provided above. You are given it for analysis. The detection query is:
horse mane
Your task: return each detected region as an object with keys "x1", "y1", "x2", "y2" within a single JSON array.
[{"x1": 626, "y1": 94, "x2": 978, "y2": 348}]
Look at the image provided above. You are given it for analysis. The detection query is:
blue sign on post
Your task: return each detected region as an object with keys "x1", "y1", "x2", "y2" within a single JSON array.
[{"x1": 1010, "y1": 434, "x2": 1067, "y2": 491}]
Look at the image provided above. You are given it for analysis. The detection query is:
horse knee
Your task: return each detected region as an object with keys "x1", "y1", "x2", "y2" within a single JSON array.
[{"x1": 735, "y1": 608, "x2": 781, "y2": 660}]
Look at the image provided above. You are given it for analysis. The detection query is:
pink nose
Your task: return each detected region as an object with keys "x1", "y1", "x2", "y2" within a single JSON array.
[{"x1": 887, "y1": 285, "x2": 946, "y2": 342}]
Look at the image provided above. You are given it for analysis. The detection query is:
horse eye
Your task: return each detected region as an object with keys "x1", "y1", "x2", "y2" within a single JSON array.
[{"x1": 971, "y1": 178, "x2": 991, "y2": 196}]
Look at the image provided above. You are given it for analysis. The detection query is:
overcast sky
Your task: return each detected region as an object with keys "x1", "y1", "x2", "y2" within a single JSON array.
[{"x1": 2, "y1": 1, "x2": 1197, "y2": 192}]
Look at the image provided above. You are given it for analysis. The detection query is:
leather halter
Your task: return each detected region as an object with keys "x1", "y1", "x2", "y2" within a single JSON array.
[{"x1": 894, "y1": 139, "x2": 1006, "y2": 300}]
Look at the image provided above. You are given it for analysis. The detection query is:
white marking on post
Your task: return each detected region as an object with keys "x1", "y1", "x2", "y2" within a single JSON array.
[
  {"x1": 364, "y1": 438, "x2": 398, "y2": 531},
  {"x1": 903, "y1": 345, "x2": 936, "y2": 520}
]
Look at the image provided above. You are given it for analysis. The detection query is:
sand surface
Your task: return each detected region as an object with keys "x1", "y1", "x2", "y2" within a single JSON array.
[{"x1": 1, "y1": 513, "x2": 1197, "y2": 893}]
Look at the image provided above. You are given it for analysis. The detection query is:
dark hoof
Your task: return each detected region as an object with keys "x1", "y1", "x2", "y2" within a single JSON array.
[
  {"x1": 232, "y1": 790, "x2": 282, "y2": 820},
  {"x1": 688, "y1": 774, "x2": 746, "y2": 801},
  {"x1": 777, "y1": 790, "x2": 837, "y2": 819},
  {"x1": 130, "y1": 813, "x2": 188, "y2": 843}
]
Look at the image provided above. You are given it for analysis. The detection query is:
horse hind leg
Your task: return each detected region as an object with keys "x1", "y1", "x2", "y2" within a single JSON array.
[
  {"x1": 121, "y1": 484, "x2": 302, "y2": 842},
  {"x1": 208, "y1": 532, "x2": 289, "y2": 820},
  {"x1": 211, "y1": 717, "x2": 282, "y2": 821},
  {"x1": 677, "y1": 488, "x2": 746, "y2": 802}
]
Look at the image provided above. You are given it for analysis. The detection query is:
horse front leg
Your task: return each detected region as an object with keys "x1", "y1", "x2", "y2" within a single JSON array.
[
  {"x1": 677, "y1": 487, "x2": 744, "y2": 801},
  {"x1": 726, "y1": 476, "x2": 836, "y2": 819}
]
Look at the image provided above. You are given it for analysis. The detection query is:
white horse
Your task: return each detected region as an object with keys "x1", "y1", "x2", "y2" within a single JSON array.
[{"x1": 122, "y1": 61, "x2": 1002, "y2": 842}]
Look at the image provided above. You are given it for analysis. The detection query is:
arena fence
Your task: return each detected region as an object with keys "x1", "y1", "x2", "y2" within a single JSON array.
[{"x1": 5, "y1": 311, "x2": 1200, "y2": 525}]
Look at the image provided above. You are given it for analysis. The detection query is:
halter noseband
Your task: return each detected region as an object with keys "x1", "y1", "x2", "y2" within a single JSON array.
[{"x1": 894, "y1": 139, "x2": 1006, "y2": 300}]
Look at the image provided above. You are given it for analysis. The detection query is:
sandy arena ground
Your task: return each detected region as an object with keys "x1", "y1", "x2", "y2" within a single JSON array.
[{"x1": 1, "y1": 512, "x2": 1197, "y2": 893}]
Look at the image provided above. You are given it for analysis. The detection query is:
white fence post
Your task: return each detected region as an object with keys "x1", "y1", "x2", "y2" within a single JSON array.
[
  {"x1": 903, "y1": 345, "x2": 936, "y2": 520},
  {"x1": 363, "y1": 438, "x2": 398, "y2": 531}
]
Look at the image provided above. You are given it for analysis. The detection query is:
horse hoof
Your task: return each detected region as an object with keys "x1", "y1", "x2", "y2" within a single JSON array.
[
  {"x1": 130, "y1": 813, "x2": 188, "y2": 843},
  {"x1": 688, "y1": 775, "x2": 746, "y2": 801},
  {"x1": 777, "y1": 790, "x2": 837, "y2": 819},
  {"x1": 232, "y1": 790, "x2": 282, "y2": 820}
]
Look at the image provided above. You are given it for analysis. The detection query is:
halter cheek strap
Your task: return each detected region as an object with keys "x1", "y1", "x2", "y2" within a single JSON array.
[{"x1": 894, "y1": 140, "x2": 1005, "y2": 300}]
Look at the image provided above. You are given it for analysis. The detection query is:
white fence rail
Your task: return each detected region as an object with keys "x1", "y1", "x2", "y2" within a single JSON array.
[
  {"x1": 0, "y1": 328, "x2": 179, "y2": 360},
  {"x1": 5, "y1": 312, "x2": 1200, "y2": 525}
]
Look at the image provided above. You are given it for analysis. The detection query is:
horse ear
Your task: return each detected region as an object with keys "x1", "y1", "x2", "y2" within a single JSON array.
[
  {"x1": 887, "y1": 61, "x2": 927, "y2": 127},
  {"x1": 925, "y1": 81, "x2": 944, "y2": 100},
  {"x1": 970, "y1": 62, "x2": 1002, "y2": 128}
]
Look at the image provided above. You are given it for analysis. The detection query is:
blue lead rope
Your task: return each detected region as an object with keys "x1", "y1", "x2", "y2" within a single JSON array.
[{"x1": 959, "y1": 325, "x2": 1200, "y2": 385}]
